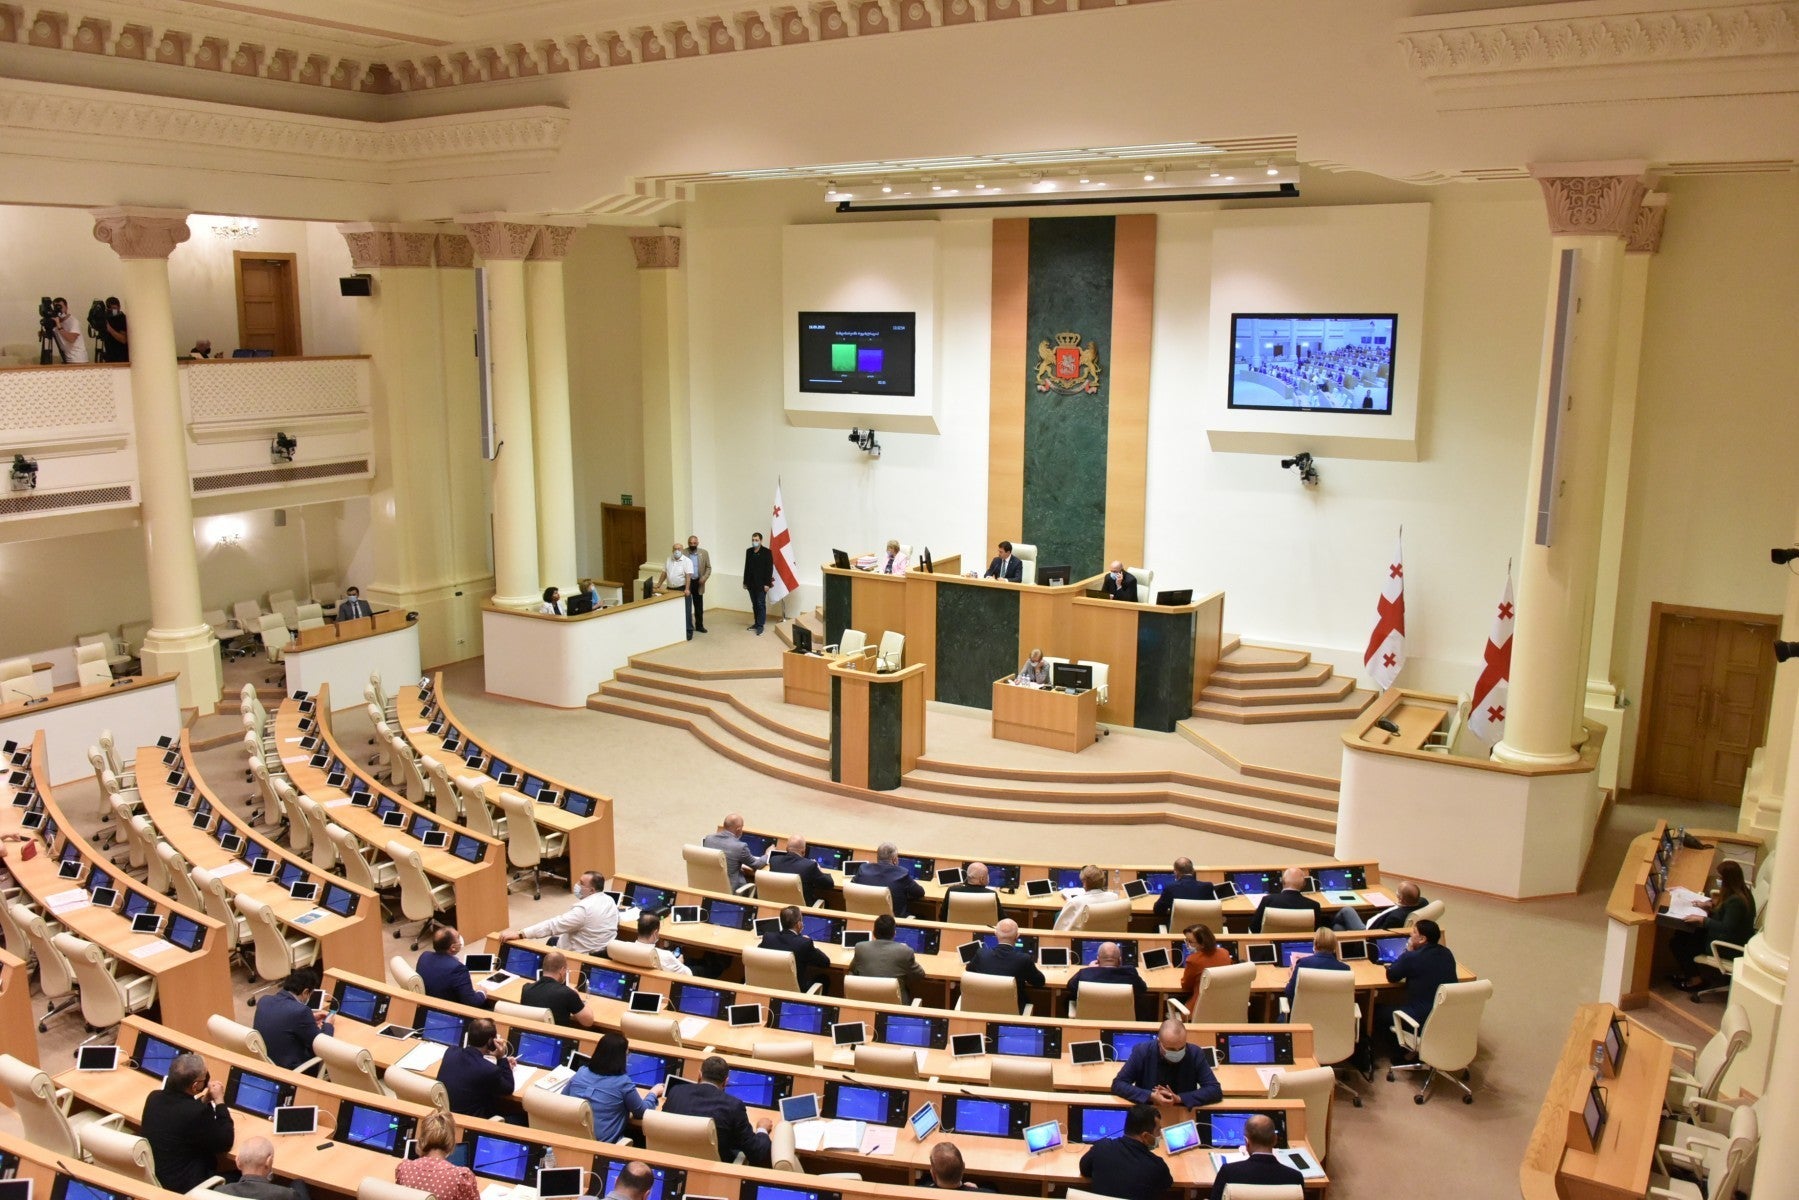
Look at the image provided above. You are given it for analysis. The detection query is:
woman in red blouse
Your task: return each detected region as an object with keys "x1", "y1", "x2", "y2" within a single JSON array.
[
  {"x1": 395, "y1": 1112, "x2": 478, "y2": 1200},
  {"x1": 1178, "y1": 923, "x2": 1235, "y2": 1012}
]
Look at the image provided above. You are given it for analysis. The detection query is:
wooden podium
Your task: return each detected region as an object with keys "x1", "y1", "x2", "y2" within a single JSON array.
[{"x1": 828, "y1": 659, "x2": 926, "y2": 791}]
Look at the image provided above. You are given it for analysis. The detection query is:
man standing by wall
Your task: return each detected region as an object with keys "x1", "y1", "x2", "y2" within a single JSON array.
[
  {"x1": 686, "y1": 534, "x2": 712, "y2": 633},
  {"x1": 658, "y1": 542, "x2": 692, "y2": 640},
  {"x1": 743, "y1": 532, "x2": 773, "y2": 635},
  {"x1": 100, "y1": 296, "x2": 129, "y2": 363}
]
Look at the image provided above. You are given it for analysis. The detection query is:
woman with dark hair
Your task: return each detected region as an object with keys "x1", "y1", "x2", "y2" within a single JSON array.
[
  {"x1": 1179, "y1": 923, "x2": 1236, "y2": 1013},
  {"x1": 1672, "y1": 859, "x2": 1757, "y2": 991},
  {"x1": 536, "y1": 587, "x2": 562, "y2": 616},
  {"x1": 561, "y1": 1030, "x2": 662, "y2": 1143}
]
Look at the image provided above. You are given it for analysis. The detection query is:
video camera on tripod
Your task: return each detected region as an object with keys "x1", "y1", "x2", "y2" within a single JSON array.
[{"x1": 36, "y1": 296, "x2": 60, "y2": 363}]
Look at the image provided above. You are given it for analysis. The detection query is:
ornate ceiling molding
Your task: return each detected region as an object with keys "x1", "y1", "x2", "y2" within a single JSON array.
[
  {"x1": 628, "y1": 227, "x2": 681, "y2": 270},
  {"x1": 337, "y1": 223, "x2": 438, "y2": 268},
  {"x1": 1396, "y1": 2, "x2": 1799, "y2": 108},
  {"x1": 92, "y1": 205, "x2": 191, "y2": 258},
  {"x1": 1529, "y1": 161, "x2": 1652, "y2": 236},
  {"x1": 1625, "y1": 192, "x2": 1670, "y2": 252},
  {"x1": 525, "y1": 222, "x2": 582, "y2": 262}
]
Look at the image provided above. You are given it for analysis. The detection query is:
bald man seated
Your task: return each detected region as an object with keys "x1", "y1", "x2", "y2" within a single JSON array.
[
  {"x1": 1337, "y1": 879, "x2": 1430, "y2": 931},
  {"x1": 1208, "y1": 1114, "x2": 1303, "y2": 1200},
  {"x1": 920, "y1": 1141, "x2": 996, "y2": 1191},
  {"x1": 1100, "y1": 561, "x2": 1139, "y2": 602},
  {"x1": 765, "y1": 835, "x2": 831, "y2": 907},
  {"x1": 703, "y1": 812, "x2": 766, "y2": 885},
  {"x1": 216, "y1": 1136, "x2": 308, "y2": 1200},
  {"x1": 1066, "y1": 941, "x2": 1150, "y2": 1022},
  {"x1": 967, "y1": 919, "x2": 1044, "y2": 1010},
  {"x1": 940, "y1": 862, "x2": 998, "y2": 922},
  {"x1": 1111, "y1": 1019, "x2": 1223, "y2": 1109}
]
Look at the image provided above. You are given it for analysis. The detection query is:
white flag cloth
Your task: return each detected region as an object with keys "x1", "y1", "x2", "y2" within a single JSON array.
[
  {"x1": 1363, "y1": 533, "x2": 1406, "y2": 691},
  {"x1": 1467, "y1": 568, "x2": 1515, "y2": 745},
  {"x1": 767, "y1": 483, "x2": 801, "y2": 606}
]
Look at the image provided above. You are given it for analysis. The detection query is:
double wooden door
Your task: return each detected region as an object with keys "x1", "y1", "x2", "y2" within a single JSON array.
[
  {"x1": 1636, "y1": 605, "x2": 1779, "y2": 805},
  {"x1": 235, "y1": 252, "x2": 301, "y2": 356}
]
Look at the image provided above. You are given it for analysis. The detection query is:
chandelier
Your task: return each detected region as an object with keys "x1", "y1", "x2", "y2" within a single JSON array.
[{"x1": 207, "y1": 216, "x2": 261, "y2": 241}]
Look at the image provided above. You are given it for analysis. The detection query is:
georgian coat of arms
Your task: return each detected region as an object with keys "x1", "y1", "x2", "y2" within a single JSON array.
[{"x1": 1035, "y1": 331, "x2": 1102, "y2": 394}]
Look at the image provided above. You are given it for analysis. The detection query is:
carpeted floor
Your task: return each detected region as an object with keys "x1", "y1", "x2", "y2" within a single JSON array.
[{"x1": 6, "y1": 618, "x2": 1744, "y2": 1199}]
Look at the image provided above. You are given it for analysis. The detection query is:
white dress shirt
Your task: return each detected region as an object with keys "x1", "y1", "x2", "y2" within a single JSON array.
[
  {"x1": 662, "y1": 555, "x2": 692, "y2": 590},
  {"x1": 652, "y1": 943, "x2": 692, "y2": 976},
  {"x1": 1053, "y1": 888, "x2": 1120, "y2": 932},
  {"x1": 522, "y1": 890, "x2": 618, "y2": 954}
]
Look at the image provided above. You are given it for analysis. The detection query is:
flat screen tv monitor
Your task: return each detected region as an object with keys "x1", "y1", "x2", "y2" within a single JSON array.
[
  {"x1": 1229, "y1": 313, "x2": 1397, "y2": 414},
  {"x1": 1052, "y1": 662, "x2": 1093, "y2": 692},
  {"x1": 791, "y1": 625, "x2": 814, "y2": 654},
  {"x1": 1036, "y1": 564, "x2": 1072, "y2": 587},
  {"x1": 797, "y1": 311, "x2": 917, "y2": 396},
  {"x1": 1156, "y1": 589, "x2": 1193, "y2": 606}
]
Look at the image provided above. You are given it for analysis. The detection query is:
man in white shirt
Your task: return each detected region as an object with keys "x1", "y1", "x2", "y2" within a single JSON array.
[
  {"x1": 658, "y1": 542, "x2": 693, "y2": 640},
  {"x1": 1053, "y1": 865, "x2": 1120, "y2": 931},
  {"x1": 499, "y1": 870, "x2": 617, "y2": 955},
  {"x1": 53, "y1": 298, "x2": 88, "y2": 363},
  {"x1": 631, "y1": 913, "x2": 691, "y2": 976}
]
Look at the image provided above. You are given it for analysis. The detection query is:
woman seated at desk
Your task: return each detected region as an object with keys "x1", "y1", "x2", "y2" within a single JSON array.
[{"x1": 1670, "y1": 859, "x2": 1756, "y2": 992}]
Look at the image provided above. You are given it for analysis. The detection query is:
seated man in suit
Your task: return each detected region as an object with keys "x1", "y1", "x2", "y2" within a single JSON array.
[
  {"x1": 702, "y1": 812, "x2": 767, "y2": 886},
  {"x1": 1280, "y1": 927, "x2": 1351, "y2": 1016},
  {"x1": 758, "y1": 904, "x2": 832, "y2": 992},
  {"x1": 1099, "y1": 561, "x2": 1138, "y2": 602},
  {"x1": 1381, "y1": 918, "x2": 1459, "y2": 1056},
  {"x1": 765, "y1": 836, "x2": 831, "y2": 907},
  {"x1": 968, "y1": 918, "x2": 1044, "y2": 1011},
  {"x1": 141, "y1": 1052, "x2": 235, "y2": 1194},
  {"x1": 1067, "y1": 940, "x2": 1150, "y2": 1022},
  {"x1": 1336, "y1": 879, "x2": 1429, "y2": 930},
  {"x1": 1053, "y1": 865, "x2": 1119, "y2": 931},
  {"x1": 1077, "y1": 1104, "x2": 1171, "y2": 1200},
  {"x1": 920, "y1": 1141, "x2": 995, "y2": 1191},
  {"x1": 855, "y1": 841, "x2": 926, "y2": 918},
  {"x1": 438, "y1": 1017, "x2": 519, "y2": 1122},
  {"x1": 250, "y1": 966, "x2": 331, "y2": 1072},
  {"x1": 849, "y1": 913, "x2": 927, "y2": 1002},
  {"x1": 940, "y1": 862, "x2": 999, "y2": 922},
  {"x1": 1151, "y1": 857, "x2": 1217, "y2": 932},
  {"x1": 1111, "y1": 1019, "x2": 1223, "y2": 1108},
  {"x1": 1250, "y1": 866, "x2": 1325, "y2": 933},
  {"x1": 662, "y1": 1055, "x2": 773, "y2": 1168},
  {"x1": 1208, "y1": 1114, "x2": 1303, "y2": 1200},
  {"x1": 982, "y1": 540, "x2": 1023, "y2": 582},
  {"x1": 217, "y1": 1135, "x2": 309, "y2": 1200},
  {"x1": 416, "y1": 927, "x2": 495, "y2": 1009},
  {"x1": 520, "y1": 951, "x2": 596, "y2": 1028},
  {"x1": 335, "y1": 587, "x2": 373, "y2": 621}
]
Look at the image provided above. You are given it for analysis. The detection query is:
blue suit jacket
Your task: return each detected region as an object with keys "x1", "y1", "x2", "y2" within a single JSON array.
[
  {"x1": 1386, "y1": 942, "x2": 1459, "y2": 1026},
  {"x1": 438, "y1": 1045, "x2": 513, "y2": 1119},
  {"x1": 1281, "y1": 953, "x2": 1352, "y2": 1010},
  {"x1": 417, "y1": 951, "x2": 493, "y2": 1009},
  {"x1": 662, "y1": 1082, "x2": 771, "y2": 1168},
  {"x1": 854, "y1": 861, "x2": 925, "y2": 919},
  {"x1": 969, "y1": 943, "x2": 1044, "y2": 1010},
  {"x1": 1110, "y1": 1039, "x2": 1223, "y2": 1108},
  {"x1": 1152, "y1": 875, "x2": 1219, "y2": 931},
  {"x1": 251, "y1": 989, "x2": 330, "y2": 1070},
  {"x1": 984, "y1": 555, "x2": 1023, "y2": 582}
]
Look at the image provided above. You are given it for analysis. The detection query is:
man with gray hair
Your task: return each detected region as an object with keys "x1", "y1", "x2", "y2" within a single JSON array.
[
  {"x1": 140, "y1": 1052, "x2": 234, "y2": 1194},
  {"x1": 853, "y1": 840, "x2": 925, "y2": 919},
  {"x1": 603, "y1": 1162, "x2": 656, "y2": 1200},
  {"x1": 940, "y1": 862, "x2": 998, "y2": 922},
  {"x1": 218, "y1": 1136, "x2": 309, "y2": 1200},
  {"x1": 702, "y1": 813, "x2": 765, "y2": 886}
]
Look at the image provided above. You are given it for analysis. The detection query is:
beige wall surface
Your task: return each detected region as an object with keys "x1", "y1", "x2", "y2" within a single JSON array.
[
  {"x1": 563, "y1": 226, "x2": 645, "y2": 580},
  {"x1": 1611, "y1": 173, "x2": 1799, "y2": 788}
]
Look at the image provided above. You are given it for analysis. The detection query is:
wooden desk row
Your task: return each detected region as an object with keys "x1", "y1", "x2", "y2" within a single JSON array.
[
  {"x1": 479, "y1": 935, "x2": 1322, "y2": 1095},
  {"x1": 133, "y1": 734, "x2": 385, "y2": 979},
  {"x1": 397, "y1": 675, "x2": 616, "y2": 876},
  {"x1": 2, "y1": 732, "x2": 231, "y2": 1037},
  {"x1": 0, "y1": 1128, "x2": 191, "y2": 1200},
  {"x1": 740, "y1": 825, "x2": 1386, "y2": 928},
  {"x1": 273, "y1": 687, "x2": 508, "y2": 939}
]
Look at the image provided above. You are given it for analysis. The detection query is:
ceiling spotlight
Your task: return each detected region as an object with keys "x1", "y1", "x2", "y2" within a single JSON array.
[
  {"x1": 1078, "y1": 176, "x2": 1090, "y2": 184},
  {"x1": 1225, "y1": 175, "x2": 1236, "y2": 181},
  {"x1": 1143, "y1": 172, "x2": 1156, "y2": 182},
  {"x1": 1267, "y1": 167, "x2": 1280, "y2": 176},
  {"x1": 825, "y1": 180, "x2": 838, "y2": 195},
  {"x1": 1210, "y1": 171, "x2": 1220, "y2": 178},
  {"x1": 881, "y1": 183, "x2": 892, "y2": 193},
  {"x1": 931, "y1": 182, "x2": 941, "y2": 191}
]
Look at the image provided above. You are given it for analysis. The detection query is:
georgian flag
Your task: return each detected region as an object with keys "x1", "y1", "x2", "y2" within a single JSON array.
[
  {"x1": 1467, "y1": 566, "x2": 1515, "y2": 745},
  {"x1": 767, "y1": 483, "x2": 801, "y2": 606},
  {"x1": 1363, "y1": 532, "x2": 1406, "y2": 691}
]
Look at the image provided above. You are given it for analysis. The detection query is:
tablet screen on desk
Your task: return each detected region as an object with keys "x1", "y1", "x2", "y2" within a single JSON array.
[
  {"x1": 271, "y1": 1106, "x2": 317, "y2": 1136},
  {"x1": 463, "y1": 953, "x2": 496, "y2": 974},
  {"x1": 1024, "y1": 1120, "x2": 1064, "y2": 1154},
  {"x1": 908, "y1": 1102, "x2": 939, "y2": 1141},
  {"x1": 288, "y1": 882, "x2": 319, "y2": 903},
  {"x1": 831, "y1": 1021, "x2": 866, "y2": 1047},
  {"x1": 130, "y1": 913, "x2": 163, "y2": 936},
  {"x1": 1161, "y1": 1120, "x2": 1202, "y2": 1155},
  {"x1": 1037, "y1": 947, "x2": 1071, "y2": 968},
  {"x1": 76, "y1": 1046, "x2": 119, "y2": 1071},
  {"x1": 1123, "y1": 879, "x2": 1149, "y2": 899},
  {"x1": 1070, "y1": 1040, "x2": 1106, "y2": 1066},
  {"x1": 1025, "y1": 878, "x2": 1054, "y2": 898},
  {"x1": 1246, "y1": 943, "x2": 1278, "y2": 965},
  {"x1": 251, "y1": 857, "x2": 279, "y2": 877},
  {"x1": 535, "y1": 1169, "x2": 584, "y2": 1200},
  {"x1": 89, "y1": 887, "x2": 120, "y2": 911},
  {"x1": 1339, "y1": 940, "x2": 1368, "y2": 960},
  {"x1": 322, "y1": 885, "x2": 358, "y2": 918},
  {"x1": 950, "y1": 1033, "x2": 985, "y2": 1058},
  {"x1": 727, "y1": 1003, "x2": 764, "y2": 1027},
  {"x1": 57, "y1": 859, "x2": 83, "y2": 880}
]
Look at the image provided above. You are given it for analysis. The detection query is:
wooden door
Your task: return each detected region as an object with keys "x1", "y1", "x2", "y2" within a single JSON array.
[
  {"x1": 1636, "y1": 605, "x2": 1779, "y2": 805},
  {"x1": 234, "y1": 252, "x2": 302, "y2": 356},
  {"x1": 600, "y1": 503, "x2": 647, "y2": 586}
]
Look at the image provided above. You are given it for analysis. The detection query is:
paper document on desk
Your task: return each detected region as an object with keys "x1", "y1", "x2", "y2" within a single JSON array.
[
  {"x1": 1362, "y1": 891, "x2": 1395, "y2": 908},
  {"x1": 511, "y1": 1065, "x2": 540, "y2": 1091},
  {"x1": 129, "y1": 940, "x2": 175, "y2": 959},
  {"x1": 860, "y1": 1126, "x2": 897, "y2": 1156},
  {"x1": 1664, "y1": 886, "x2": 1709, "y2": 921},
  {"x1": 1209, "y1": 1150, "x2": 1248, "y2": 1170},
  {"x1": 395, "y1": 1042, "x2": 448, "y2": 1072},
  {"x1": 325, "y1": 798, "x2": 353, "y2": 809},
  {"x1": 676, "y1": 1016, "x2": 710, "y2": 1042},
  {"x1": 211, "y1": 861, "x2": 249, "y2": 878},
  {"x1": 45, "y1": 887, "x2": 88, "y2": 909},
  {"x1": 791, "y1": 1120, "x2": 826, "y2": 1152},
  {"x1": 534, "y1": 1066, "x2": 574, "y2": 1092},
  {"x1": 818, "y1": 1119, "x2": 866, "y2": 1151},
  {"x1": 1279, "y1": 1148, "x2": 1324, "y2": 1179}
]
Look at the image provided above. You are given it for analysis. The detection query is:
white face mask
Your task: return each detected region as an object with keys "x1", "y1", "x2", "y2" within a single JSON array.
[
  {"x1": 572, "y1": 883, "x2": 586, "y2": 899},
  {"x1": 1161, "y1": 1046, "x2": 1186, "y2": 1063}
]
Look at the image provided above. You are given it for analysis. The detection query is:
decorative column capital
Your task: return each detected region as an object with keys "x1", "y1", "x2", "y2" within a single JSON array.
[
  {"x1": 434, "y1": 232, "x2": 475, "y2": 269},
  {"x1": 526, "y1": 221, "x2": 583, "y2": 262},
  {"x1": 336, "y1": 223, "x2": 438, "y2": 269},
  {"x1": 628, "y1": 226, "x2": 682, "y2": 269},
  {"x1": 1527, "y1": 161, "x2": 1652, "y2": 237},
  {"x1": 91, "y1": 207, "x2": 192, "y2": 259},
  {"x1": 1626, "y1": 193, "x2": 1670, "y2": 255},
  {"x1": 456, "y1": 213, "x2": 542, "y2": 261}
]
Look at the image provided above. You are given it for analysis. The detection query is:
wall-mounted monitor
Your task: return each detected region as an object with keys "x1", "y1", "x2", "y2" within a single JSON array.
[
  {"x1": 1229, "y1": 314, "x2": 1396, "y2": 414},
  {"x1": 797, "y1": 312, "x2": 916, "y2": 396}
]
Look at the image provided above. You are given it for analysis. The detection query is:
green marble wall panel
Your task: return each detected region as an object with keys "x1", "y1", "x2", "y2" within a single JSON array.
[
  {"x1": 935, "y1": 585, "x2": 1019, "y2": 709},
  {"x1": 1134, "y1": 608, "x2": 1197, "y2": 732},
  {"x1": 829, "y1": 674, "x2": 843, "y2": 781},
  {"x1": 823, "y1": 573, "x2": 851, "y2": 648},
  {"x1": 1021, "y1": 217, "x2": 1114, "y2": 579},
  {"x1": 866, "y1": 682, "x2": 903, "y2": 791}
]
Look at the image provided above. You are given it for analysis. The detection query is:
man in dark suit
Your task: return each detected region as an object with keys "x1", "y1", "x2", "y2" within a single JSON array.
[
  {"x1": 663, "y1": 1056, "x2": 772, "y2": 1167},
  {"x1": 1067, "y1": 941, "x2": 1150, "y2": 1022},
  {"x1": 742, "y1": 532, "x2": 775, "y2": 635},
  {"x1": 250, "y1": 966, "x2": 331, "y2": 1071},
  {"x1": 1111, "y1": 1019, "x2": 1223, "y2": 1108},
  {"x1": 1077, "y1": 1104, "x2": 1172, "y2": 1200},
  {"x1": 685, "y1": 535, "x2": 712, "y2": 632},
  {"x1": 1337, "y1": 879, "x2": 1430, "y2": 930},
  {"x1": 855, "y1": 842, "x2": 925, "y2": 919},
  {"x1": 1383, "y1": 918, "x2": 1459, "y2": 1046},
  {"x1": 940, "y1": 862, "x2": 999, "y2": 923},
  {"x1": 1151, "y1": 857, "x2": 1217, "y2": 932},
  {"x1": 919, "y1": 1142, "x2": 995, "y2": 1191},
  {"x1": 849, "y1": 914, "x2": 927, "y2": 1002},
  {"x1": 1099, "y1": 561, "x2": 1139, "y2": 602},
  {"x1": 967, "y1": 919, "x2": 1044, "y2": 1011},
  {"x1": 757, "y1": 905, "x2": 832, "y2": 992},
  {"x1": 982, "y1": 541, "x2": 1023, "y2": 582},
  {"x1": 438, "y1": 1017, "x2": 518, "y2": 1121},
  {"x1": 141, "y1": 1052, "x2": 234, "y2": 1194},
  {"x1": 1208, "y1": 1115, "x2": 1303, "y2": 1200},
  {"x1": 1280, "y1": 927, "x2": 1352, "y2": 1013},
  {"x1": 335, "y1": 587, "x2": 373, "y2": 622},
  {"x1": 1250, "y1": 866, "x2": 1326, "y2": 933},
  {"x1": 416, "y1": 926, "x2": 494, "y2": 1009},
  {"x1": 766, "y1": 836, "x2": 830, "y2": 907}
]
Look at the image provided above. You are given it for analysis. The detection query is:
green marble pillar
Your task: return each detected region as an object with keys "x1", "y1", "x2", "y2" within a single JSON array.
[
  {"x1": 1134, "y1": 608, "x2": 1197, "y2": 732},
  {"x1": 934, "y1": 584, "x2": 1019, "y2": 709}
]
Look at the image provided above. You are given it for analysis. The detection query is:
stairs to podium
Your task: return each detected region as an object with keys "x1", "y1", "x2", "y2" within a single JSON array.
[{"x1": 1192, "y1": 638, "x2": 1376, "y2": 724}]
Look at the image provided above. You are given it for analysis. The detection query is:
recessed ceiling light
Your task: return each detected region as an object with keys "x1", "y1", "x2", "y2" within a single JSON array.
[
  {"x1": 1078, "y1": 177, "x2": 1090, "y2": 184},
  {"x1": 1267, "y1": 167, "x2": 1279, "y2": 176},
  {"x1": 1209, "y1": 171, "x2": 1220, "y2": 178},
  {"x1": 881, "y1": 184, "x2": 892, "y2": 193},
  {"x1": 1225, "y1": 175, "x2": 1235, "y2": 182},
  {"x1": 931, "y1": 183, "x2": 941, "y2": 191},
  {"x1": 1143, "y1": 173, "x2": 1156, "y2": 182}
]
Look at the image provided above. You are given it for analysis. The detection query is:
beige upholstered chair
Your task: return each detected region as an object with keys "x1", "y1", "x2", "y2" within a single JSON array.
[
  {"x1": 752, "y1": 1040, "x2": 815, "y2": 1067},
  {"x1": 495, "y1": 790, "x2": 568, "y2": 899},
  {"x1": 1080, "y1": 660, "x2": 1110, "y2": 706},
  {"x1": 384, "y1": 1065, "x2": 449, "y2": 1112},
  {"x1": 236, "y1": 895, "x2": 320, "y2": 995},
  {"x1": 329, "y1": 826, "x2": 398, "y2": 892},
  {"x1": 853, "y1": 1044, "x2": 920, "y2": 1079},
  {"x1": 15, "y1": 903, "x2": 80, "y2": 1031},
  {"x1": 844, "y1": 976, "x2": 917, "y2": 1007},
  {"x1": 315, "y1": 1033, "x2": 392, "y2": 1096},
  {"x1": 683, "y1": 843, "x2": 740, "y2": 895},
  {"x1": 1068, "y1": 980, "x2": 1137, "y2": 1023},
  {"x1": 1388, "y1": 978, "x2": 1493, "y2": 1103},
  {"x1": 605, "y1": 940, "x2": 661, "y2": 969},
  {"x1": 1406, "y1": 899, "x2": 1447, "y2": 927},
  {"x1": 456, "y1": 776, "x2": 508, "y2": 840},
  {"x1": 1010, "y1": 543, "x2": 1038, "y2": 580},
  {"x1": 1260, "y1": 907, "x2": 1317, "y2": 934},
  {"x1": 825, "y1": 628, "x2": 868, "y2": 657},
  {"x1": 622, "y1": 1011, "x2": 684, "y2": 1047},
  {"x1": 207, "y1": 1014, "x2": 315, "y2": 1073},
  {"x1": 190, "y1": 867, "x2": 252, "y2": 964},
  {"x1": 744, "y1": 945, "x2": 822, "y2": 995},
  {"x1": 296, "y1": 797, "x2": 339, "y2": 870},
  {"x1": 1126, "y1": 567, "x2": 1154, "y2": 596},
  {"x1": 0, "y1": 1053, "x2": 98, "y2": 1158},
  {"x1": 956, "y1": 971, "x2": 1030, "y2": 1017},
  {"x1": 755, "y1": 869, "x2": 811, "y2": 908},
  {"x1": 1173, "y1": 960, "x2": 1255, "y2": 1024},
  {"x1": 494, "y1": 1000, "x2": 555, "y2": 1024},
  {"x1": 75, "y1": 642, "x2": 112, "y2": 687},
  {"x1": 77, "y1": 1121, "x2": 163, "y2": 1187},
  {"x1": 1266, "y1": 1066, "x2": 1337, "y2": 1162},
  {"x1": 1650, "y1": 1102, "x2": 1758, "y2": 1200},
  {"x1": 1220, "y1": 1186, "x2": 1305, "y2": 1200},
  {"x1": 55, "y1": 933, "x2": 158, "y2": 1042},
  {"x1": 386, "y1": 839, "x2": 454, "y2": 949},
  {"x1": 842, "y1": 882, "x2": 894, "y2": 917},
  {"x1": 644, "y1": 1110, "x2": 727, "y2": 1162},
  {"x1": 944, "y1": 890, "x2": 1001, "y2": 925},
  {"x1": 390, "y1": 955, "x2": 426, "y2": 993},
  {"x1": 1280, "y1": 967, "x2": 1363, "y2": 1106},
  {"x1": 1666, "y1": 1005, "x2": 1752, "y2": 1117},
  {"x1": 269, "y1": 590, "x2": 299, "y2": 630},
  {"x1": 1164, "y1": 898, "x2": 1226, "y2": 934},
  {"x1": 523, "y1": 1087, "x2": 596, "y2": 1139},
  {"x1": 989, "y1": 1056, "x2": 1053, "y2": 1090},
  {"x1": 875, "y1": 631, "x2": 905, "y2": 673},
  {"x1": 1077, "y1": 898, "x2": 1131, "y2": 933}
]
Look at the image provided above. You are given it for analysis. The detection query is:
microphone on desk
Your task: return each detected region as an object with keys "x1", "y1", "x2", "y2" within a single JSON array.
[{"x1": 1374, "y1": 718, "x2": 1401, "y2": 735}]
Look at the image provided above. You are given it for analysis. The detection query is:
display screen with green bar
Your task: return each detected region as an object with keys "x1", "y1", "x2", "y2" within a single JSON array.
[{"x1": 830, "y1": 343, "x2": 858, "y2": 372}]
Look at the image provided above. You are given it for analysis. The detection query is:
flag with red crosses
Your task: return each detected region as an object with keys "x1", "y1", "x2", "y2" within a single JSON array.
[
  {"x1": 768, "y1": 483, "x2": 800, "y2": 605},
  {"x1": 1363, "y1": 532, "x2": 1406, "y2": 691},
  {"x1": 1468, "y1": 565, "x2": 1514, "y2": 746}
]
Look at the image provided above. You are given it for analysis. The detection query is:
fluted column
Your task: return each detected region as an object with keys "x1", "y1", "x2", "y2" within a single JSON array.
[
  {"x1": 526, "y1": 222, "x2": 582, "y2": 588},
  {"x1": 1493, "y1": 164, "x2": 1648, "y2": 768},
  {"x1": 460, "y1": 215, "x2": 542, "y2": 607},
  {"x1": 1752, "y1": 849, "x2": 1799, "y2": 1193},
  {"x1": 92, "y1": 207, "x2": 221, "y2": 714},
  {"x1": 632, "y1": 227, "x2": 692, "y2": 574}
]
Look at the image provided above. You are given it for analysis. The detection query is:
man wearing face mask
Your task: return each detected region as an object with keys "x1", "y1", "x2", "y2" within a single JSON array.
[
  {"x1": 499, "y1": 870, "x2": 617, "y2": 955},
  {"x1": 99, "y1": 296, "x2": 129, "y2": 362},
  {"x1": 743, "y1": 531, "x2": 774, "y2": 635},
  {"x1": 685, "y1": 534, "x2": 712, "y2": 633},
  {"x1": 1110, "y1": 1018, "x2": 1223, "y2": 1108}
]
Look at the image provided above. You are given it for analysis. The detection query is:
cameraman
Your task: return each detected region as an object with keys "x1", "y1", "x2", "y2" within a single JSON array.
[
  {"x1": 52, "y1": 298, "x2": 88, "y2": 363},
  {"x1": 99, "y1": 297, "x2": 129, "y2": 363}
]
